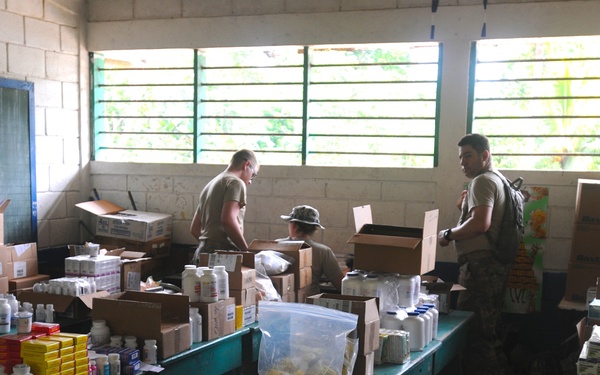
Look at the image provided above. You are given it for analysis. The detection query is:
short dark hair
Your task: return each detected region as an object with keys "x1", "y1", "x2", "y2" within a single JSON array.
[
  {"x1": 230, "y1": 149, "x2": 257, "y2": 167},
  {"x1": 293, "y1": 221, "x2": 319, "y2": 236},
  {"x1": 458, "y1": 134, "x2": 490, "y2": 154}
]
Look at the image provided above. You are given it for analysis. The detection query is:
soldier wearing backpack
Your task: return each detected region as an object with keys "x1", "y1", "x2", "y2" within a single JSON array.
[{"x1": 438, "y1": 133, "x2": 515, "y2": 375}]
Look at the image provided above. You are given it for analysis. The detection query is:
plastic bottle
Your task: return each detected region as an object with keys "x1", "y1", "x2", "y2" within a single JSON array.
[
  {"x1": 5, "y1": 294, "x2": 18, "y2": 329},
  {"x1": 361, "y1": 273, "x2": 379, "y2": 298},
  {"x1": 341, "y1": 272, "x2": 361, "y2": 296},
  {"x1": 381, "y1": 311, "x2": 403, "y2": 330},
  {"x1": 182, "y1": 265, "x2": 201, "y2": 302},
  {"x1": 397, "y1": 275, "x2": 415, "y2": 309},
  {"x1": 95, "y1": 354, "x2": 109, "y2": 375},
  {"x1": 108, "y1": 352, "x2": 121, "y2": 375},
  {"x1": 143, "y1": 339, "x2": 158, "y2": 364},
  {"x1": 199, "y1": 269, "x2": 218, "y2": 302},
  {"x1": 110, "y1": 335, "x2": 122, "y2": 347},
  {"x1": 10, "y1": 364, "x2": 31, "y2": 375},
  {"x1": 90, "y1": 320, "x2": 111, "y2": 347},
  {"x1": 214, "y1": 265, "x2": 229, "y2": 300},
  {"x1": 35, "y1": 303, "x2": 46, "y2": 322},
  {"x1": 402, "y1": 311, "x2": 425, "y2": 352},
  {"x1": 0, "y1": 298, "x2": 11, "y2": 334},
  {"x1": 124, "y1": 336, "x2": 138, "y2": 349},
  {"x1": 423, "y1": 303, "x2": 439, "y2": 340},
  {"x1": 190, "y1": 307, "x2": 203, "y2": 343},
  {"x1": 89, "y1": 359, "x2": 97, "y2": 375},
  {"x1": 411, "y1": 275, "x2": 421, "y2": 306},
  {"x1": 416, "y1": 307, "x2": 432, "y2": 345},
  {"x1": 45, "y1": 304, "x2": 55, "y2": 323}
]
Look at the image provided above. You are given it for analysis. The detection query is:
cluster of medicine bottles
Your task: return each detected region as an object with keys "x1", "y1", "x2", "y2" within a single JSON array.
[
  {"x1": 341, "y1": 271, "x2": 439, "y2": 352},
  {"x1": 182, "y1": 265, "x2": 229, "y2": 303}
]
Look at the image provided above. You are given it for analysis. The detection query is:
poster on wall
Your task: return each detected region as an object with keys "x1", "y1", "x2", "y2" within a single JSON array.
[{"x1": 503, "y1": 186, "x2": 549, "y2": 314}]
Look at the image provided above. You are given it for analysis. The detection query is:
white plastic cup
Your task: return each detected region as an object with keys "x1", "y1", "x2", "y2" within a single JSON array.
[
  {"x1": 15, "y1": 311, "x2": 33, "y2": 333},
  {"x1": 88, "y1": 243, "x2": 100, "y2": 257}
]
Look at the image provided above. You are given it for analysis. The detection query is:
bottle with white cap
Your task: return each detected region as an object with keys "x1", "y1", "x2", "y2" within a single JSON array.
[
  {"x1": 45, "y1": 304, "x2": 55, "y2": 323},
  {"x1": 35, "y1": 303, "x2": 46, "y2": 322},
  {"x1": 214, "y1": 265, "x2": 229, "y2": 300},
  {"x1": 0, "y1": 298, "x2": 10, "y2": 334},
  {"x1": 143, "y1": 339, "x2": 158, "y2": 364},
  {"x1": 199, "y1": 269, "x2": 218, "y2": 302},
  {"x1": 423, "y1": 303, "x2": 439, "y2": 340},
  {"x1": 402, "y1": 311, "x2": 425, "y2": 352}
]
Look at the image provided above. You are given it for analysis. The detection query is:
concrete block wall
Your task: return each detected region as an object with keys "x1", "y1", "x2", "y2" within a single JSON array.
[{"x1": 0, "y1": 0, "x2": 88, "y2": 249}]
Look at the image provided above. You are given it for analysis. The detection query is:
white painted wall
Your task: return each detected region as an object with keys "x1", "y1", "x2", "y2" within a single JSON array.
[{"x1": 1, "y1": 0, "x2": 598, "y2": 273}]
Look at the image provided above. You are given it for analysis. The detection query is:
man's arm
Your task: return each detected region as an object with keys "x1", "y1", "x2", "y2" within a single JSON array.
[
  {"x1": 221, "y1": 200, "x2": 249, "y2": 251},
  {"x1": 438, "y1": 205, "x2": 492, "y2": 246},
  {"x1": 190, "y1": 210, "x2": 202, "y2": 239}
]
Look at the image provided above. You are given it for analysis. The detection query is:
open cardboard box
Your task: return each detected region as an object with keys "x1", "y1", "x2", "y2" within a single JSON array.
[
  {"x1": 199, "y1": 251, "x2": 256, "y2": 290},
  {"x1": 75, "y1": 200, "x2": 172, "y2": 242},
  {"x1": 105, "y1": 248, "x2": 150, "y2": 291},
  {"x1": 0, "y1": 199, "x2": 9, "y2": 244},
  {"x1": 18, "y1": 290, "x2": 109, "y2": 319},
  {"x1": 347, "y1": 205, "x2": 438, "y2": 275},
  {"x1": 421, "y1": 275, "x2": 465, "y2": 314},
  {"x1": 248, "y1": 239, "x2": 313, "y2": 289},
  {"x1": 306, "y1": 293, "x2": 380, "y2": 355},
  {"x1": 92, "y1": 291, "x2": 190, "y2": 360},
  {"x1": 1, "y1": 242, "x2": 39, "y2": 279}
]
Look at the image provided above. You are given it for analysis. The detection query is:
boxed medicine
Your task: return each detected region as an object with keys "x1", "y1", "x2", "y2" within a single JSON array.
[
  {"x1": 248, "y1": 239, "x2": 313, "y2": 289},
  {"x1": 191, "y1": 297, "x2": 236, "y2": 341},
  {"x1": 76, "y1": 200, "x2": 172, "y2": 242},
  {"x1": 199, "y1": 252, "x2": 256, "y2": 291},
  {"x1": 347, "y1": 206, "x2": 438, "y2": 275},
  {"x1": 2, "y1": 242, "x2": 38, "y2": 279}
]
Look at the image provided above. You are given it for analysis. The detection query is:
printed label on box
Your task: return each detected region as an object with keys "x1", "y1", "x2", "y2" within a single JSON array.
[
  {"x1": 226, "y1": 304, "x2": 236, "y2": 322},
  {"x1": 13, "y1": 261, "x2": 26, "y2": 278},
  {"x1": 207, "y1": 254, "x2": 241, "y2": 272}
]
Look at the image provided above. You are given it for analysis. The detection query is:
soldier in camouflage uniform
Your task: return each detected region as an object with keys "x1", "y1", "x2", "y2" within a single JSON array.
[{"x1": 438, "y1": 134, "x2": 514, "y2": 375}]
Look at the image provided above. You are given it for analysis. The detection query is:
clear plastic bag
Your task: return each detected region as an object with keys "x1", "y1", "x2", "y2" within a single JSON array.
[
  {"x1": 255, "y1": 250, "x2": 295, "y2": 276},
  {"x1": 257, "y1": 301, "x2": 358, "y2": 375}
]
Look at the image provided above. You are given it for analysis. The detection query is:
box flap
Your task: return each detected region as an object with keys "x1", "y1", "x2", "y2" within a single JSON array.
[
  {"x1": 423, "y1": 209, "x2": 439, "y2": 238},
  {"x1": 200, "y1": 253, "x2": 243, "y2": 273},
  {"x1": 17, "y1": 291, "x2": 109, "y2": 313},
  {"x1": 311, "y1": 293, "x2": 380, "y2": 321},
  {"x1": 75, "y1": 200, "x2": 125, "y2": 215},
  {"x1": 353, "y1": 205, "x2": 373, "y2": 232},
  {"x1": 249, "y1": 239, "x2": 308, "y2": 252},
  {"x1": 347, "y1": 232, "x2": 422, "y2": 248},
  {"x1": 105, "y1": 248, "x2": 147, "y2": 259},
  {"x1": 0, "y1": 199, "x2": 10, "y2": 214}
]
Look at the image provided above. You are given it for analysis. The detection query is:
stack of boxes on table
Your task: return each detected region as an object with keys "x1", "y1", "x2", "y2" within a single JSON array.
[
  {"x1": 0, "y1": 322, "x2": 89, "y2": 375},
  {"x1": 0, "y1": 200, "x2": 51, "y2": 295},
  {"x1": 578, "y1": 297, "x2": 600, "y2": 374}
]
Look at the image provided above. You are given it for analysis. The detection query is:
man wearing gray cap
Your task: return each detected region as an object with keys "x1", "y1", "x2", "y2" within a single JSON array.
[{"x1": 278, "y1": 205, "x2": 344, "y2": 297}]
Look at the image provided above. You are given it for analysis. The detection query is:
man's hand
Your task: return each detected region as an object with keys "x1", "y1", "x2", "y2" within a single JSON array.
[{"x1": 438, "y1": 230, "x2": 451, "y2": 247}]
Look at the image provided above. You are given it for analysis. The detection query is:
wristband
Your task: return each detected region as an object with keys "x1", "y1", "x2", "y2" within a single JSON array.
[{"x1": 443, "y1": 228, "x2": 453, "y2": 241}]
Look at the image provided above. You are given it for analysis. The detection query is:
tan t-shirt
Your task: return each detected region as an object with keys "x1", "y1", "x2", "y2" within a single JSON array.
[
  {"x1": 454, "y1": 170, "x2": 505, "y2": 257},
  {"x1": 196, "y1": 171, "x2": 247, "y2": 249}
]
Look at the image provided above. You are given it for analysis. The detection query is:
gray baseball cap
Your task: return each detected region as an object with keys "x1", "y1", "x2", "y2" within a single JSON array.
[{"x1": 280, "y1": 205, "x2": 325, "y2": 229}]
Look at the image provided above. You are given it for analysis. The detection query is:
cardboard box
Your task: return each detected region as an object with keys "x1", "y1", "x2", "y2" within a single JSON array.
[
  {"x1": 92, "y1": 291, "x2": 191, "y2": 359},
  {"x1": 105, "y1": 248, "x2": 149, "y2": 291},
  {"x1": 347, "y1": 206, "x2": 438, "y2": 275},
  {"x1": 281, "y1": 291, "x2": 296, "y2": 302},
  {"x1": 0, "y1": 247, "x2": 11, "y2": 277},
  {"x1": 306, "y1": 293, "x2": 380, "y2": 355},
  {"x1": 9, "y1": 274, "x2": 50, "y2": 292},
  {"x1": 248, "y1": 240, "x2": 313, "y2": 289},
  {"x1": 269, "y1": 273, "x2": 295, "y2": 296},
  {"x1": 191, "y1": 297, "x2": 236, "y2": 341},
  {"x1": 421, "y1": 275, "x2": 466, "y2": 314},
  {"x1": 296, "y1": 285, "x2": 312, "y2": 303},
  {"x1": 95, "y1": 235, "x2": 171, "y2": 259},
  {"x1": 199, "y1": 252, "x2": 256, "y2": 290},
  {"x1": 75, "y1": 200, "x2": 172, "y2": 242},
  {"x1": 354, "y1": 351, "x2": 375, "y2": 375},
  {"x1": 570, "y1": 180, "x2": 600, "y2": 266},
  {"x1": 0, "y1": 199, "x2": 9, "y2": 244},
  {"x1": 6, "y1": 259, "x2": 39, "y2": 279},
  {"x1": 0, "y1": 276, "x2": 7, "y2": 294},
  {"x1": 565, "y1": 262, "x2": 600, "y2": 303},
  {"x1": 18, "y1": 291, "x2": 109, "y2": 319},
  {"x1": 230, "y1": 288, "x2": 257, "y2": 307}
]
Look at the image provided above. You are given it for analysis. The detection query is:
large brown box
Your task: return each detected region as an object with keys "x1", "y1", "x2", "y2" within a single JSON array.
[
  {"x1": 306, "y1": 293, "x2": 380, "y2": 355},
  {"x1": 92, "y1": 291, "x2": 191, "y2": 360},
  {"x1": 0, "y1": 276, "x2": 8, "y2": 294},
  {"x1": 570, "y1": 179, "x2": 600, "y2": 266},
  {"x1": 18, "y1": 290, "x2": 109, "y2": 319},
  {"x1": 9, "y1": 274, "x2": 50, "y2": 292},
  {"x1": 191, "y1": 297, "x2": 236, "y2": 341},
  {"x1": 347, "y1": 207, "x2": 438, "y2": 275},
  {"x1": 565, "y1": 262, "x2": 600, "y2": 303},
  {"x1": 269, "y1": 273, "x2": 295, "y2": 296},
  {"x1": 248, "y1": 240, "x2": 313, "y2": 289},
  {"x1": 0, "y1": 248, "x2": 11, "y2": 278},
  {"x1": 1, "y1": 242, "x2": 38, "y2": 279},
  {"x1": 95, "y1": 235, "x2": 171, "y2": 259},
  {"x1": 421, "y1": 275, "x2": 466, "y2": 314},
  {"x1": 230, "y1": 288, "x2": 257, "y2": 307},
  {"x1": 199, "y1": 252, "x2": 256, "y2": 290}
]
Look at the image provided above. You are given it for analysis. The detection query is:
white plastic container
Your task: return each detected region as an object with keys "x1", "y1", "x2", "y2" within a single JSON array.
[
  {"x1": 341, "y1": 272, "x2": 361, "y2": 296},
  {"x1": 15, "y1": 311, "x2": 33, "y2": 334},
  {"x1": 90, "y1": 319, "x2": 111, "y2": 347},
  {"x1": 182, "y1": 265, "x2": 201, "y2": 303},
  {"x1": 35, "y1": 303, "x2": 46, "y2": 322},
  {"x1": 411, "y1": 275, "x2": 421, "y2": 306},
  {"x1": 200, "y1": 269, "x2": 218, "y2": 303},
  {"x1": 110, "y1": 335, "x2": 123, "y2": 347},
  {"x1": 143, "y1": 339, "x2": 158, "y2": 364},
  {"x1": 0, "y1": 298, "x2": 11, "y2": 334},
  {"x1": 95, "y1": 354, "x2": 109, "y2": 375},
  {"x1": 397, "y1": 275, "x2": 415, "y2": 309},
  {"x1": 45, "y1": 304, "x2": 55, "y2": 323},
  {"x1": 190, "y1": 307, "x2": 203, "y2": 343},
  {"x1": 108, "y1": 352, "x2": 121, "y2": 375},
  {"x1": 423, "y1": 303, "x2": 439, "y2": 340},
  {"x1": 361, "y1": 273, "x2": 379, "y2": 298},
  {"x1": 402, "y1": 311, "x2": 425, "y2": 352},
  {"x1": 381, "y1": 311, "x2": 403, "y2": 330},
  {"x1": 10, "y1": 364, "x2": 31, "y2": 375},
  {"x1": 5, "y1": 294, "x2": 18, "y2": 329},
  {"x1": 124, "y1": 336, "x2": 138, "y2": 349},
  {"x1": 416, "y1": 308, "x2": 432, "y2": 345},
  {"x1": 214, "y1": 265, "x2": 229, "y2": 300}
]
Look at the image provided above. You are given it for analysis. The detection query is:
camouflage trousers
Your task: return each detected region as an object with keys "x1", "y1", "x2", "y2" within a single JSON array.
[{"x1": 457, "y1": 257, "x2": 513, "y2": 375}]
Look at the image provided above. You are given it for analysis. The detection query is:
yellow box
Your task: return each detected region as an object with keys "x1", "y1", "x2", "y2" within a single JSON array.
[
  {"x1": 73, "y1": 349, "x2": 88, "y2": 360},
  {"x1": 61, "y1": 360, "x2": 75, "y2": 370},
  {"x1": 75, "y1": 363, "x2": 89, "y2": 373},
  {"x1": 21, "y1": 339, "x2": 60, "y2": 353},
  {"x1": 24, "y1": 357, "x2": 61, "y2": 368},
  {"x1": 38, "y1": 335, "x2": 74, "y2": 348},
  {"x1": 235, "y1": 305, "x2": 243, "y2": 330},
  {"x1": 50, "y1": 332, "x2": 89, "y2": 346},
  {"x1": 75, "y1": 357, "x2": 89, "y2": 367},
  {"x1": 60, "y1": 346, "x2": 75, "y2": 356},
  {"x1": 61, "y1": 352, "x2": 74, "y2": 362},
  {"x1": 20, "y1": 349, "x2": 60, "y2": 361},
  {"x1": 74, "y1": 343, "x2": 87, "y2": 352}
]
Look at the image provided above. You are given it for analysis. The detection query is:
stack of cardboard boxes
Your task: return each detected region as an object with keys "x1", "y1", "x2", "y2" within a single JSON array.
[
  {"x1": 565, "y1": 179, "x2": 600, "y2": 304},
  {"x1": 75, "y1": 199, "x2": 173, "y2": 284},
  {"x1": 0, "y1": 200, "x2": 50, "y2": 294},
  {"x1": 247, "y1": 239, "x2": 313, "y2": 303}
]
